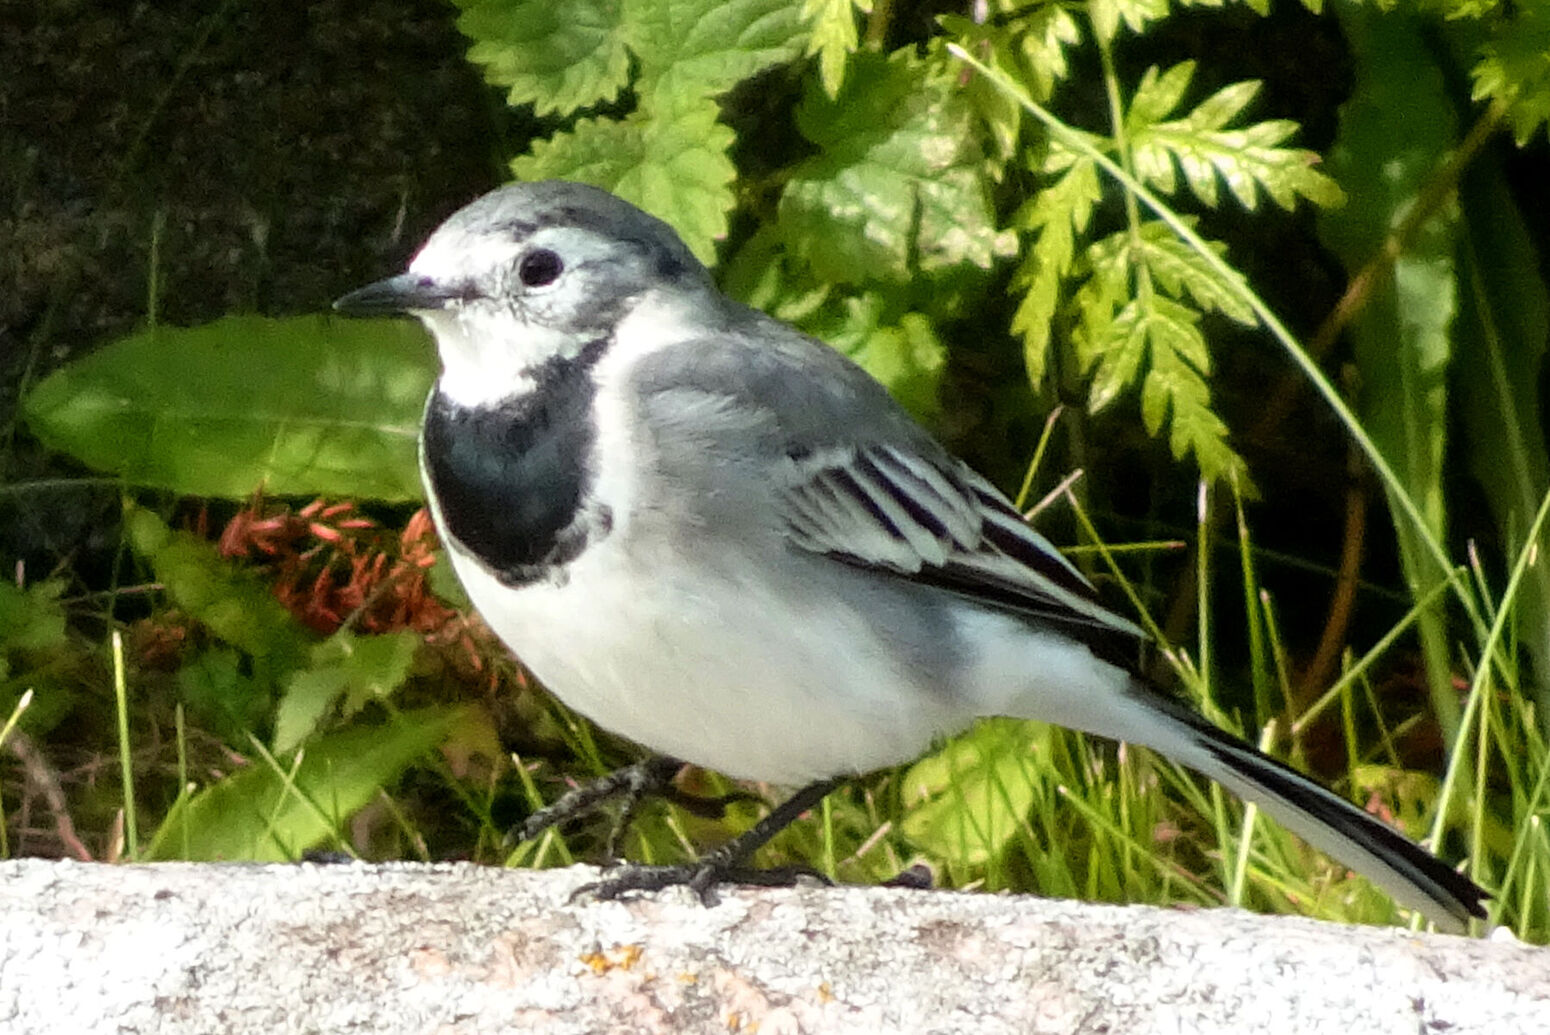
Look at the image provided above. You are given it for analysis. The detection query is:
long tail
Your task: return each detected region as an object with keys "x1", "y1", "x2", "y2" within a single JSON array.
[{"x1": 1117, "y1": 681, "x2": 1487, "y2": 932}]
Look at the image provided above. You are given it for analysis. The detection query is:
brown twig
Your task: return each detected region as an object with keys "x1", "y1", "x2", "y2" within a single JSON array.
[
  {"x1": 1251, "y1": 98, "x2": 1508, "y2": 443},
  {"x1": 4, "y1": 727, "x2": 93, "y2": 861},
  {"x1": 1296, "y1": 439, "x2": 1369, "y2": 707}
]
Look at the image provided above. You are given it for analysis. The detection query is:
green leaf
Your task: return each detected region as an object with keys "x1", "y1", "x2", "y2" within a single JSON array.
[
  {"x1": 940, "y1": 6, "x2": 1081, "y2": 156},
  {"x1": 1471, "y1": 6, "x2": 1550, "y2": 145},
  {"x1": 1127, "y1": 60, "x2": 1197, "y2": 129},
  {"x1": 1126, "y1": 222, "x2": 1256, "y2": 325},
  {"x1": 1012, "y1": 149, "x2": 1102, "y2": 379},
  {"x1": 1139, "y1": 310, "x2": 1246, "y2": 483},
  {"x1": 1077, "y1": 293, "x2": 1247, "y2": 483},
  {"x1": 455, "y1": 0, "x2": 804, "y2": 116},
  {"x1": 493, "y1": 0, "x2": 807, "y2": 264},
  {"x1": 720, "y1": 223, "x2": 832, "y2": 320},
  {"x1": 0, "y1": 580, "x2": 67, "y2": 657},
  {"x1": 780, "y1": 49, "x2": 1011, "y2": 285},
  {"x1": 145, "y1": 705, "x2": 472, "y2": 861},
  {"x1": 125, "y1": 505, "x2": 314, "y2": 682},
  {"x1": 1089, "y1": 0, "x2": 1169, "y2": 44},
  {"x1": 1081, "y1": 297, "x2": 1152, "y2": 414},
  {"x1": 1127, "y1": 62, "x2": 1345, "y2": 211},
  {"x1": 1455, "y1": 158, "x2": 1550, "y2": 702},
  {"x1": 512, "y1": 79, "x2": 737, "y2": 264},
  {"x1": 826, "y1": 302, "x2": 946, "y2": 423},
  {"x1": 625, "y1": 0, "x2": 807, "y2": 97},
  {"x1": 1013, "y1": 5, "x2": 1083, "y2": 102},
  {"x1": 454, "y1": 0, "x2": 631, "y2": 116},
  {"x1": 426, "y1": 549, "x2": 472, "y2": 610},
  {"x1": 802, "y1": 0, "x2": 867, "y2": 96},
  {"x1": 274, "y1": 630, "x2": 422, "y2": 753},
  {"x1": 512, "y1": 114, "x2": 645, "y2": 188},
  {"x1": 22, "y1": 315, "x2": 434, "y2": 502},
  {"x1": 177, "y1": 646, "x2": 272, "y2": 741},
  {"x1": 900, "y1": 719, "x2": 1044, "y2": 868}
]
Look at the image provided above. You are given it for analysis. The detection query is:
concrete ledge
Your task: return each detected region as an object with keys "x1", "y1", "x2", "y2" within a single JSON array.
[{"x1": 0, "y1": 858, "x2": 1543, "y2": 1033}]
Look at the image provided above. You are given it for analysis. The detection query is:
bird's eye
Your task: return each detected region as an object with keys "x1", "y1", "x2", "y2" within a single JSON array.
[{"x1": 518, "y1": 249, "x2": 564, "y2": 288}]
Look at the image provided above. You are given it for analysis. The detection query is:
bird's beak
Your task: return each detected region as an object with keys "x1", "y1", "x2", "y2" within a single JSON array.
[{"x1": 333, "y1": 273, "x2": 471, "y2": 316}]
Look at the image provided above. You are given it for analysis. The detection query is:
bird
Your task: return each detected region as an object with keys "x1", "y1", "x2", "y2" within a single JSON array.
[{"x1": 334, "y1": 179, "x2": 1488, "y2": 931}]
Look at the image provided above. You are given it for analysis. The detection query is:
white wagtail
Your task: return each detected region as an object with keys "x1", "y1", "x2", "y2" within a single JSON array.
[{"x1": 335, "y1": 180, "x2": 1487, "y2": 930}]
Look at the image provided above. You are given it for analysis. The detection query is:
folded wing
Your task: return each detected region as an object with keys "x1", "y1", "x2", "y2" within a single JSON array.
[{"x1": 777, "y1": 441, "x2": 1144, "y2": 651}]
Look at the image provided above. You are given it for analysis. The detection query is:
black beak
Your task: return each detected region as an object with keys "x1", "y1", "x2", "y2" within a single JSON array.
[{"x1": 333, "y1": 273, "x2": 473, "y2": 316}]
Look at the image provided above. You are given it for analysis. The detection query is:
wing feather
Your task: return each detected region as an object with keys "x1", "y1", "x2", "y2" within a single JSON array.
[
  {"x1": 867, "y1": 447, "x2": 981, "y2": 548},
  {"x1": 778, "y1": 444, "x2": 1144, "y2": 644}
]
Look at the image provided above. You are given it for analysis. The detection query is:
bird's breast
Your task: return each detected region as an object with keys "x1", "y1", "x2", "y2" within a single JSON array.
[{"x1": 421, "y1": 338, "x2": 612, "y2": 585}]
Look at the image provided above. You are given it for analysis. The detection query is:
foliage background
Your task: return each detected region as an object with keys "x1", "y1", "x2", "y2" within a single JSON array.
[{"x1": 2, "y1": 0, "x2": 1547, "y2": 938}]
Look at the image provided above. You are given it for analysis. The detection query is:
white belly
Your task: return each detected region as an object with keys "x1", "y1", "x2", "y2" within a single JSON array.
[{"x1": 448, "y1": 539, "x2": 965, "y2": 785}]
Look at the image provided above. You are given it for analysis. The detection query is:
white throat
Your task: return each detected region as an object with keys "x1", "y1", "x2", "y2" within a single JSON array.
[{"x1": 421, "y1": 307, "x2": 580, "y2": 409}]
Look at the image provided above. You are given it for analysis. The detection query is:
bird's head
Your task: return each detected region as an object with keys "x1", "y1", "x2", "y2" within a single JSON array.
[{"x1": 335, "y1": 180, "x2": 713, "y2": 405}]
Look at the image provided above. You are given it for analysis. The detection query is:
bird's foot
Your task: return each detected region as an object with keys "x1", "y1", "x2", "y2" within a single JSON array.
[
  {"x1": 569, "y1": 777, "x2": 846, "y2": 906},
  {"x1": 574, "y1": 860, "x2": 830, "y2": 907},
  {"x1": 508, "y1": 757, "x2": 760, "y2": 859},
  {"x1": 881, "y1": 862, "x2": 935, "y2": 889}
]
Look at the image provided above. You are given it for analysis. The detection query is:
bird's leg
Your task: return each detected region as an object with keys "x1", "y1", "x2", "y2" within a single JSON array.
[
  {"x1": 510, "y1": 756, "x2": 760, "y2": 859},
  {"x1": 575, "y1": 777, "x2": 844, "y2": 906}
]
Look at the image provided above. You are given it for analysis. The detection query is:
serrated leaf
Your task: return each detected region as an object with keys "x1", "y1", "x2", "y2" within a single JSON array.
[
  {"x1": 943, "y1": 6, "x2": 1081, "y2": 156},
  {"x1": 1186, "y1": 79, "x2": 1263, "y2": 133},
  {"x1": 22, "y1": 315, "x2": 433, "y2": 501},
  {"x1": 1129, "y1": 297, "x2": 1247, "y2": 482},
  {"x1": 901, "y1": 719, "x2": 1045, "y2": 867},
  {"x1": 274, "y1": 630, "x2": 422, "y2": 753},
  {"x1": 1144, "y1": 343, "x2": 1247, "y2": 484},
  {"x1": 1078, "y1": 294, "x2": 1246, "y2": 482},
  {"x1": 1083, "y1": 300, "x2": 1152, "y2": 413},
  {"x1": 125, "y1": 505, "x2": 314, "y2": 681},
  {"x1": 1128, "y1": 64, "x2": 1345, "y2": 212},
  {"x1": 626, "y1": 0, "x2": 808, "y2": 97},
  {"x1": 617, "y1": 76, "x2": 740, "y2": 258},
  {"x1": 803, "y1": 0, "x2": 867, "y2": 96},
  {"x1": 1471, "y1": 7, "x2": 1550, "y2": 145},
  {"x1": 512, "y1": 115, "x2": 643, "y2": 187},
  {"x1": 145, "y1": 705, "x2": 474, "y2": 861},
  {"x1": 1089, "y1": 0, "x2": 1170, "y2": 43},
  {"x1": 1127, "y1": 222, "x2": 1257, "y2": 325},
  {"x1": 1012, "y1": 153, "x2": 1102, "y2": 378},
  {"x1": 780, "y1": 49, "x2": 1008, "y2": 284},
  {"x1": 454, "y1": 0, "x2": 630, "y2": 116},
  {"x1": 1128, "y1": 61, "x2": 1197, "y2": 129},
  {"x1": 1013, "y1": 268, "x2": 1063, "y2": 384},
  {"x1": 511, "y1": 83, "x2": 736, "y2": 264},
  {"x1": 1015, "y1": 5, "x2": 1082, "y2": 101},
  {"x1": 456, "y1": 0, "x2": 805, "y2": 115},
  {"x1": 1070, "y1": 225, "x2": 1136, "y2": 342}
]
